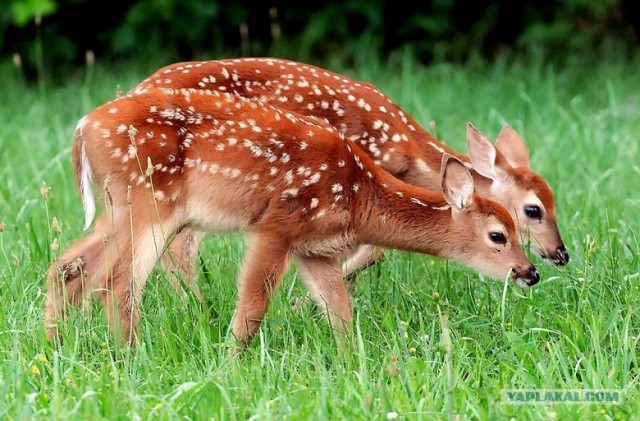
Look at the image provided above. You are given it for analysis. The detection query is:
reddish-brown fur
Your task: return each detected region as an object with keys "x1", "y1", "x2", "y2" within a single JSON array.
[
  {"x1": 45, "y1": 87, "x2": 538, "y2": 347},
  {"x1": 130, "y1": 58, "x2": 567, "y2": 286}
]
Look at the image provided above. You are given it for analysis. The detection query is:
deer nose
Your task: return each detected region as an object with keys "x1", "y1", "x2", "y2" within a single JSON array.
[
  {"x1": 555, "y1": 246, "x2": 570, "y2": 266},
  {"x1": 528, "y1": 266, "x2": 540, "y2": 286}
]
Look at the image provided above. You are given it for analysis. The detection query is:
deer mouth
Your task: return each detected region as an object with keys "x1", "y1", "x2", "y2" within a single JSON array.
[
  {"x1": 537, "y1": 246, "x2": 570, "y2": 267},
  {"x1": 511, "y1": 265, "x2": 540, "y2": 288}
]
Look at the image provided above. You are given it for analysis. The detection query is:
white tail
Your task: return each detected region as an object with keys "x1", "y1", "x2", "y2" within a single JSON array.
[
  {"x1": 72, "y1": 116, "x2": 97, "y2": 231},
  {"x1": 46, "y1": 87, "x2": 538, "y2": 347},
  {"x1": 79, "y1": 144, "x2": 95, "y2": 231}
]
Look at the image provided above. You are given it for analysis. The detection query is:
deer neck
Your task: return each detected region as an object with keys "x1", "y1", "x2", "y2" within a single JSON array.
[{"x1": 353, "y1": 174, "x2": 460, "y2": 258}]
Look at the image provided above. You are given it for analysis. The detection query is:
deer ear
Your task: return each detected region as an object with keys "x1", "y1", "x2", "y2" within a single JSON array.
[
  {"x1": 495, "y1": 125, "x2": 530, "y2": 169},
  {"x1": 441, "y1": 154, "x2": 474, "y2": 211},
  {"x1": 466, "y1": 122, "x2": 512, "y2": 182}
]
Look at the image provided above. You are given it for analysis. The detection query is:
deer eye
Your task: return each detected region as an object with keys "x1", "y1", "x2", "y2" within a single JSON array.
[
  {"x1": 489, "y1": 231, "x2": 507, "y2": 245},
  {"x1": 524, "y1": 205, "x2": 542, "y2": 219}
]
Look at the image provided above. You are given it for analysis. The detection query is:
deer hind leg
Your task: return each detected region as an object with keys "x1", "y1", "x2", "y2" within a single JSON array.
[
  {"x1": 295, "y1": 254, "x2": 352, "y2": 345},
  {"x1": 160, "y1": 228, "x2": 205, "y2": 300},
  {"x1": 230, "y1": 234, "x2": 291, "y2": 349},
  {"x1": 45, "y1": 214, "x2": 114, "y2": 342},
  {"x1": 97, "y1": 210, "x2": 180, "y2": 346}
]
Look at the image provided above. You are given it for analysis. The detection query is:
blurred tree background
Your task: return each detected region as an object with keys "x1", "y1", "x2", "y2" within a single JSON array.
[{"x1": 1, "y1": 0, "x2": 639, "y2": 81}]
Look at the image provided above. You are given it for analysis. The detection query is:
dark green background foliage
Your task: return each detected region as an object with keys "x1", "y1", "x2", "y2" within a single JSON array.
[{"x1": 1, "y1": 0, "x2": 639, "y2": 79}]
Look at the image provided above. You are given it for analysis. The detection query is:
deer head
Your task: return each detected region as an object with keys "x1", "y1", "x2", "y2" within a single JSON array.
[
  {"x1": 467, "y1": 123, "x2": 568, "y2": 266},
  {"x1": 438, "y1": 155, "x2": 540, "y2": 286}
]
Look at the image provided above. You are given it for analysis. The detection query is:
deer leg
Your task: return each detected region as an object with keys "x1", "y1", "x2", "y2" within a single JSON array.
[
  {"x1": 295, "y1": 254, "x2": 352, "y2": 345},
  {"x1": 98, "y1": 214, "x2": 178, "y2": 347},
  {"x1": 160, "y1": 228, "x2": 205, "y2": 300},
  {"x1": 45, "y1": 214, "x2": 114, "y2": 342},
  {"x1": 291, "y1": 246, "x2": 379, "y2": 313},
  {"x1": 230, "y1": 234, "x2": 291, "y2": 349}
]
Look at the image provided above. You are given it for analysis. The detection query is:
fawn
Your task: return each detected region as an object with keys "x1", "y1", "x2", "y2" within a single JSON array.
[
  {"x1": 130, "y1": 58, "x2": 567, "y2": 292},
  {"x1": 45, "y1": 87, "x2": 539, "y2": 347}
]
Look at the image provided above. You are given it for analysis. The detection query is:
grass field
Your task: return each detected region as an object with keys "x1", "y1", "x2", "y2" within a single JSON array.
[{"x1": 0, "y1": 52, "x2": 638, "y2": 420}]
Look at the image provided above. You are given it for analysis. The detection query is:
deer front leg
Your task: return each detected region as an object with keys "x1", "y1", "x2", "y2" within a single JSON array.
[
  {"x1": 230, "y1": 234, "x2": 291, "y2": 349},
  {"x1": 295, "y1": 254, "x2": 352, "y2": 347},
  {"x1": 160, "y1": 228, "x2": 205, "y2": 300}
]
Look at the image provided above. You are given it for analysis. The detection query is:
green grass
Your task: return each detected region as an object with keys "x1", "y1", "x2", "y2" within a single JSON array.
[{"x1": 0, "y1": 52, "x2": 638, "y2": 420}]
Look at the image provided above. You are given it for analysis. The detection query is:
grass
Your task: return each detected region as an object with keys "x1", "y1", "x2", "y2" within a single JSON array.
[{"x1": 0, "y1": 51, "x2": 638, "y2": 420}]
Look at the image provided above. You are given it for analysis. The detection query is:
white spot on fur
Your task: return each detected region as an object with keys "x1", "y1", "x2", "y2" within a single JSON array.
[
  {"x1": 410, "y1": 197, "x2": 429, "y2": 207},
  {"x1": 429, "y1": 142, "x2": 445, "y2": 153},
  {"x1": 433, "y1": 205, "x2": 451, "y2": 211},
  {"x1": 285, "y1": 170, "x2": 294, "y2": 185},
  {"x1": 282, "y1": 188, "x2": 298, "y2": 198},
  {"x1": 303, "y1": 172, "x2": 321, "y2": 186}
]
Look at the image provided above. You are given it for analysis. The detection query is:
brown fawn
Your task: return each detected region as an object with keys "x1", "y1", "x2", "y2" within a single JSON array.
[
  {"x1": 45, "y1": 87, "x2": 539, "y2": 347},
  {"x1": 131, "y1": 58, "x2": 567, "y2": 289}
]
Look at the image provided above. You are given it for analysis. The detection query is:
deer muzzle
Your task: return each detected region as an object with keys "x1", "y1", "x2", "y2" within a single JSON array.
[{"x1": 512, "y1": 264, "x2": 540, "y2": 288}]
